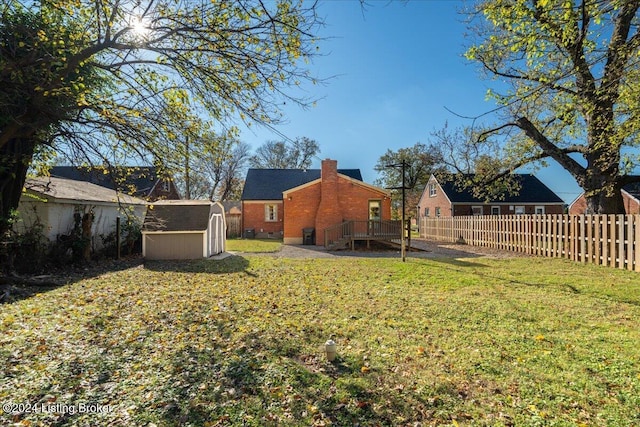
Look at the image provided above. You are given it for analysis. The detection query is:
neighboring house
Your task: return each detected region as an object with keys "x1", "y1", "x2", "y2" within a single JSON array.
[
  {"x1": 142, "y1": 200, "x2": 226, "y2": 260},
  {"x1": 16, "y1": 176, "x2": 147, "y2": 252},
  {"x1": 569, "y1": 180, "x2": 640, "y2": 214},
  {"x1": 241, "y1": 159, "x2": 392, "y2": 245},
  {"x1": 50, "y1": 166, "x2": 181, "y2": 201},
  {"x1": 417, "y1": 174, "x2": 565, "y2": 220}
]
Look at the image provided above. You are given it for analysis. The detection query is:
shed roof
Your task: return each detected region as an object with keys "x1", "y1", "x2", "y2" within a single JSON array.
[
  {"x1": 143, "y1": 200, "x2": 213, "y2": 232},
  {"x1": 241, "y1": 168, "x2": 363, "y2": 200},
  {"x1": 24, "y1": 177, "x2": 147, "y2": 205},
  {"x1": 437, "y1": 174, "x2": 564, "y2": 204}
]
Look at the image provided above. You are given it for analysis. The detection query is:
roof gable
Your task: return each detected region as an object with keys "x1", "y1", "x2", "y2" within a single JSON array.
[
  {"x1": 436, "y1": 174, "x2": 564, "y2": 204},
  {"x1": 241, "y1": 168, "x2": 363, "y2": 200}
]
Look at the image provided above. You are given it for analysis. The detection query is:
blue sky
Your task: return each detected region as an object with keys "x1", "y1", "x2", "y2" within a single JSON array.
[{"x1": 239, "y1": 0, "x2": 584, "y2": 204}]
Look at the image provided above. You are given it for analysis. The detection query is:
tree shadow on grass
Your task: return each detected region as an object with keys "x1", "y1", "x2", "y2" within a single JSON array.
[
  {"x1": 143, "y1": 254, "x2": 252, "y2": 276},
  {"x1": 0, "y1": 256, "x2": 145, "y2": 305},
  {"x1": 148, "y1": 330, "x2": 443, "y2": 427}
]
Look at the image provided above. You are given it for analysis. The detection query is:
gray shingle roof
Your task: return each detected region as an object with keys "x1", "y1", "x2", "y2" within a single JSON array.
[
  {"x1": 439, "y1": 174, "x2": 564, "y2": 204},
  {"x1": 241, "y1": 168, "x2": 363, "y2": 200},
  {"x1": 622, "y1": 178, "x2": 640, "y2": 200},
  {"x1": 143, "y1": 200, "x2": 212, "y2": 232},
  {"x1": 24, "y1": 177, "x2": 147, "y2": 205},
  {"x1": 50, "y1": 166, "x2": 162, "y2": 197}
]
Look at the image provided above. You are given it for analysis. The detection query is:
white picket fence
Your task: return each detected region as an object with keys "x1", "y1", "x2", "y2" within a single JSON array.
[{"x1": 420, "y1": 214, "x2": 640, "y2": 272}]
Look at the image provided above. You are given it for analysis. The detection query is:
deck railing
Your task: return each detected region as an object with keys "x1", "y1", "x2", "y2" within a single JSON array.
[{"x1": 324, "y1": 220, "x2": 402, "y2": 249}]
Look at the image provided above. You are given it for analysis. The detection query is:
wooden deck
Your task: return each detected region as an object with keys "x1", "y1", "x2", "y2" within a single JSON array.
[{"x1": 325, "y1": 220, "x2": 402, "y2": 250}]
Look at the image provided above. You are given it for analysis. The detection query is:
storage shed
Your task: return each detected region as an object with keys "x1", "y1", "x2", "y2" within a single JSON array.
[{"x1": 142, "y1": 200, "x2": 226, "y2": 260}]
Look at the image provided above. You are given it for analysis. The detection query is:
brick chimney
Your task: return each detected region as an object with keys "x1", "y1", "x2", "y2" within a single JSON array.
[{"x1": 315, "y1": 159, "x2": 342, "y2": 243}]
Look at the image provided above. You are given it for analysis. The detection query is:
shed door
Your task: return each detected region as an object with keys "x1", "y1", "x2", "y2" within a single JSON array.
[{"x1": 209, "y1": 213, "x2": 225, "y2": 255}]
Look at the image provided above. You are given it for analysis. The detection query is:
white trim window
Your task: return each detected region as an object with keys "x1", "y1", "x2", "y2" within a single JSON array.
[
  {"x1": 429, "y1": 183, "x2": 437, "y2": 197},
  {"x1": 435, "y1": 207, "x2": 441, "y2": 217},
  {"x1": 514, "y1": 206, "x2": 525, "y2": 215},
  {"x1": 491, "y1": 206, "x2": 500, "y2": 215},
  {"x1": 472, "y1": 206, "x2": 483, "y2": 216},
  {"x1": 535, "y1": 206, "x2": 545, "y2": 215},
  {"x1": 265, "y1": 204, "x2": 278, "y2": 222}
]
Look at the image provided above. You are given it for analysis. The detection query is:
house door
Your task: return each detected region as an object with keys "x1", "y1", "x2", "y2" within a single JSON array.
[
  {"x1": 369, "y1": 200, "x2": 381, "y2": 220},
  {"x1": 368, "y1": 200, "x2": 381, "y2": 235}
]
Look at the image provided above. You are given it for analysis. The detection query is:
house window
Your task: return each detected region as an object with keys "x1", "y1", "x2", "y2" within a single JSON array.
[
  {"x1": 161, "y1": 180, "x2": 170, "y2": 192},
  {"x1": 514, "y1": 206, "x2": 525, "y2": 215},
  {"x1": 265, "y1": 204, "x2": 278, "y2": 222},
  {"x1": 472, "y1": 206, "x2": 483, "y2": 216},
  {"x1": 435, "y1": 207, "x2": 441, "y2": 217},
  {"x1": 429, "y1": 183, "x2": 437, "y2": 197},
  {"x1": 424, "y1": 207, "x2": 430, "y2": 217},
  {"x1": 491, "y1": 206, "x2": 500, "y2": 215},
  {"x1": 535, "y1": 206, "x2": 545, "y2": 215}
]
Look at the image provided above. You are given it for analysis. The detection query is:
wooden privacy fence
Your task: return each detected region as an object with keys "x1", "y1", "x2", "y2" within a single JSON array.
[
  {"x1": 226, "y1": 214, "x2": 242, "y2": 238},
  {"x1": 420, "y1": 214, "x2": 640, "y2": 272}
]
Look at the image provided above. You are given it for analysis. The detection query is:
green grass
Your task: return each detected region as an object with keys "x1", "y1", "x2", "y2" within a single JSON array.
[
  {"x1": 1, "y1": 256, "x2": 639, "y2": 426},
  {"x1": 225, "y1": 238, "x2": 283, "y2": 253}
]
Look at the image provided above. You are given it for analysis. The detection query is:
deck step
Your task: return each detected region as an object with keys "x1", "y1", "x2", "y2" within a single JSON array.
[{"x1": 327, "y1": 237, "x2": 350, "y2": 251}]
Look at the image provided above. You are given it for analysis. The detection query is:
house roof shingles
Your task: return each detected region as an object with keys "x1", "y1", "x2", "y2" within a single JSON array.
[
  {"x1": 241, "y1": 168, "x2": 363, "y2": 200},
  {"x1": 439, "y1": 174, "x2": 564, "y2": 204},
  {"x1": 50, "y1": 166, "x2": 164, "y2": 197},
  {"x1": 24, "y1": 177, "x2": 146, "y2": 205},
  {"x1": 622, "y1": 179, "x2": 640, "y2": 200}
]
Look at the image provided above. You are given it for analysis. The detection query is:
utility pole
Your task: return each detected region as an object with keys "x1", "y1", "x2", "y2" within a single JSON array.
[{"x1": 385, "y1": 160, "x2": 409, "y2": 262}]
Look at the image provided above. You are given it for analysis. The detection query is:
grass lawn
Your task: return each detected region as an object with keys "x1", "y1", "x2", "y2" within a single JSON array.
[
  {"x1": 225, "y1": 238, "x2": 283, "y2": 253},
  {"x1": 1, "y1": 255, "x2": 639, "y2": 426}
]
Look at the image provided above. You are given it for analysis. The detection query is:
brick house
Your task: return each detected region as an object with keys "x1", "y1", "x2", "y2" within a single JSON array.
[
  {"x1": 569, "y1": 180, "x2": 640, "y2": 214},
  {"x1": 241, "y1": 159, "x2": 392, "y2": 245},
  {"x1": 417, "y1": 174, "x2": 565, "y2": 221},
  {"x1": 50, "y1": 166, "x2": 181, "y2": 201}
]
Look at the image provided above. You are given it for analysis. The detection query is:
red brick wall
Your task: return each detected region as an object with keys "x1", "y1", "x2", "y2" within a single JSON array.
[
  {"x1": 284, "y1": 160, "x2": 391, "y2": 245},
  {"x1": 283, "y1": 182, "x2": 321, "y2": 242},
  {"x1": 335, "y1": 178, "x2": 391, "y2": 221},
  {"x1": 417, "y1": 179, "x2": 453, "y2": 217},
  {"x1": 568, "y1": 195, "x2": 587, "y2": 215},
  {"x1": 315, "y1": 160, "x2": 342, "y2": 240},
  {"x1": 242, "y1": 201, "x2": 284, "y2": 237}
]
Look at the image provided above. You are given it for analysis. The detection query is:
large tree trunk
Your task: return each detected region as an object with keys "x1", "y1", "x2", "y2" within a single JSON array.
[
  {"x1": 582, "y1": 166, "x2": 625, "y2": 214},
  {"x1": 0, "y1": 138, "x2": 37, "y2": 237},
  {"x1": 584, "y1": 188, "x2": 625, "y2": 214}
]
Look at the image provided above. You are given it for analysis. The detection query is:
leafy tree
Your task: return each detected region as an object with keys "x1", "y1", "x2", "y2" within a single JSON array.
[
  {"x1": 206, "y1": 141, "x2": 251, "y2": 201},
  {"x1": 465, "y1": 0, "x2": 640, "y2": 214},
  {"x1": 172, "y1": 133, "x2": 251, "y2": 201},
  {"x1": 429, "y1": 124, "x2": 525, "y2": 202},
  {"x1": 0, "y1": 0, "x2": 321, "y2": 235},
  {"x1": 249, "y1": 137, "x2": 320, "y2": 169},
  {"x1": 374, "y1": 142, "x2": 445, "y2": 218}
]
